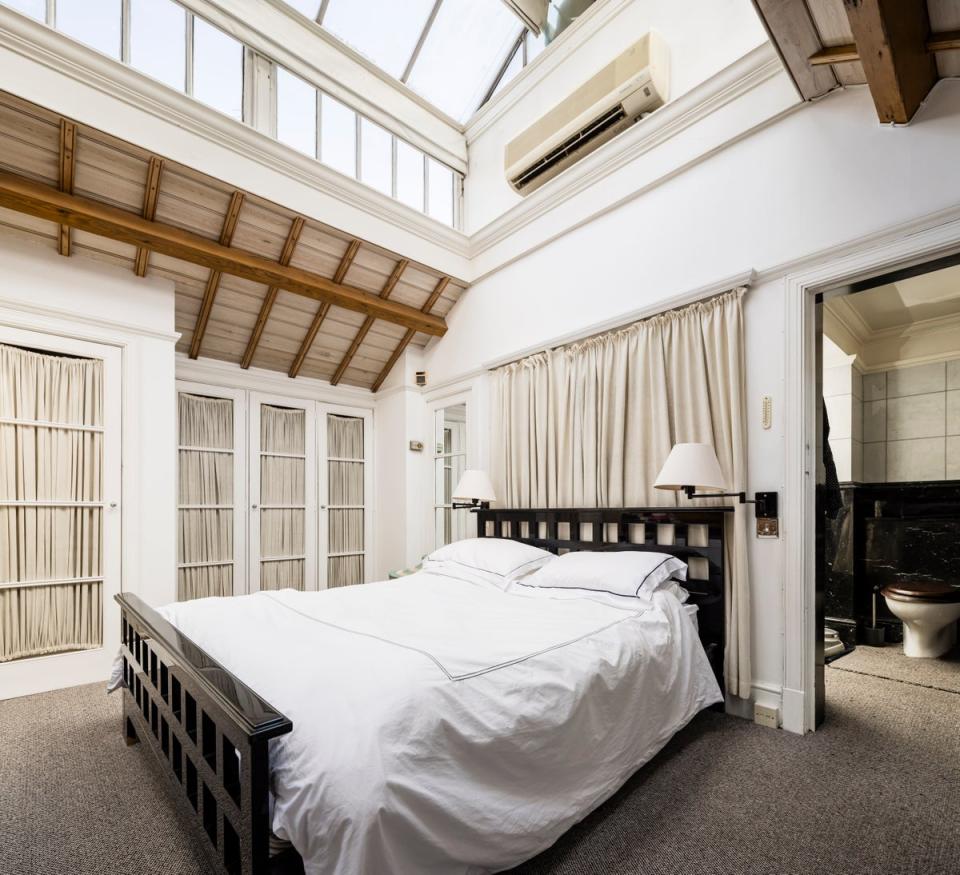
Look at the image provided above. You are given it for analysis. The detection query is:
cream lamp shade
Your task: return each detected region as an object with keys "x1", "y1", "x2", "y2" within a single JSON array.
[
  {"x1": 452, "y1": 469, "x2": 497, "y2": 503},
  {"x1": 654, "y1": 443, "x2": 727, "y2": 492}
]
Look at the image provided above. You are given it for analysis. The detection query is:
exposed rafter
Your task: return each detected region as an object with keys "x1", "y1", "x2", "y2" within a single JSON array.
[
  {"x1": 372, "y1": 276, "x2": 449, "y2": 392},
  {"x1": 809, "y1": 30, "x2": 960, "y2": 66},
  {"x1": 330, "y1": 258, "x2": 408, "y2": 386},
  {"x1": 0, "y1": 169, "x2": 449, "y2": 337},
  {"x1": 134, "y1": 156, "x2": 164, "y2": 277},
  {"x1": 57, "y1": 119, "x2": 76, "y2": 256},
  {"x1": 241, "y1": 216, "x2": 305, "y2": 370},
  {"x1": 843, "y1": 0, "x2": 937, "y2": 124},
  {"x1": 288, "y1": 239, "x2": 361, "y2": 379},
  {"x1": 189, "y1": 190, "x2": 245, "y2": 360}
]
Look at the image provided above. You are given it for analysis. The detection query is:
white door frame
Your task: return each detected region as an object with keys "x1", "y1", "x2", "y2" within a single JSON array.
[
  {"x1": 317, "y1": 403, "x2": 374, "y2": 588},
  {"x1": 425, "y1": 388, "x2": 473, "y2": 552},
  {"x1": 0, "y1": 326, "x2": 122, "y2": 699},
  {"x1": 782, "y1": 214, "x2": 960, "y2": 734},
  {"x1": 249, "y1": 391, "x2": 318, "y2": 592},
  {"x1": 175, "y1": 380, "x2": 248, "y2": 596}
]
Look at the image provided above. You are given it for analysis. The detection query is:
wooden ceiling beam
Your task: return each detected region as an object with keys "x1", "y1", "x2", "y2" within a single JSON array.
[
  {"x1": 189, "y1": 190, "x2": 245, "y2": 360},
  {"x1": 330, "y1": 258, "x2": 408, "y2": 387},
  {"x1": 241, "y1": 215, "x2": 305, "y2": 370},
  {"x1": 810, "y1": 30, "x2": 960, "y2": 65},
  {"x1": 57, "y1": 120, "x2": 76, "y2": 256},
  {"x1": 134, "y1": 157, "x2": 164, "y2": 277},
  {"x1": 287, "y1": 239, "x2": 360, "y2": 379},
  {"x1": 842, "y1": 0, "x2": 937, "y2": 124},
  {"x1": 0, "y1": 170, "x2": 448, "y2": 336},
  {"x1": 371, "y1": 276, "x2": 449, "y2": 393}
]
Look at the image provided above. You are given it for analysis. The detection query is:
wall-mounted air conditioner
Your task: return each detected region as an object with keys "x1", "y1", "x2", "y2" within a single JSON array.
[{"x1": 504, "y1": 32, "x2": 669, "y2": 194}]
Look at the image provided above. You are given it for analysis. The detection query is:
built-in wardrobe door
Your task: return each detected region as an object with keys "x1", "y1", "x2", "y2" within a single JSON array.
[
  {"x1": 318, "y1": 406, "x2": 373, "y2": 588},
  {"x1": 0, "y1": 332, "x2": 121, "y2": 699},
  {"x1": 250, "y1": 393, "x2": 317, "y2": 592},
  {"x1": 175, "y1": 382, "x2": 247, "y2": 599}
]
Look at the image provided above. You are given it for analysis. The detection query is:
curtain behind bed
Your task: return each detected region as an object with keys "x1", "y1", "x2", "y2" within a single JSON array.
[{"x1": 491, "y1": 288, "x2": 750, "y2": 698}]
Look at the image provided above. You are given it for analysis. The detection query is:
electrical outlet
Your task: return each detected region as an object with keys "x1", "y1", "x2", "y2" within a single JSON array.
[
  {"x1": 757, "y1": 517, "x2": 779, "y2": 538},
  {"x1": 754, "y1": 704, "x2": 779, "y2": 729}
]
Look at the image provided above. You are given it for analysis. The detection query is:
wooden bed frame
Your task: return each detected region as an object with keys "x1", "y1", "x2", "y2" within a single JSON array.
[{"x1": 117, "y1": 507, "x2": 727, "y2": 874}]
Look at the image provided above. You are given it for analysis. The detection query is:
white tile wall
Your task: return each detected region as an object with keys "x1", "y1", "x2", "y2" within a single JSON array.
[
  {"x1": 859, "y1": 356, "x2": 960, "y2": 483},
  {"x1": 887, "y1": 437, "x2": 945, "y2": 481}
]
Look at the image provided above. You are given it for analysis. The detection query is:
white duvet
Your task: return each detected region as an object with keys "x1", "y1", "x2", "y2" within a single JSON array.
[{"x1": 157, "y1": 570, "x2": 722, "y2": 875}]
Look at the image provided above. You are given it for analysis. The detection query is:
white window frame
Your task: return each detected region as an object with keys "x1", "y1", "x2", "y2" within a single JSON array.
[
  {"x1": 317, "y1": 402, "x2": 374, "y2": 588},
  {"x1": 175, "y1": 379, "x2": 248, "y2": 596},
  {"x1": 0, "y1": 325, "x2": 122, "y2": 699}
]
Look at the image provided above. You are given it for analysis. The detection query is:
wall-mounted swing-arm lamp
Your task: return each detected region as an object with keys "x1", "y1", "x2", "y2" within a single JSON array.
[
  {"x1": 451, "y1": 470, "x2": 497, "y2": 512},
  {"x1": 654, "y1": 443, "x2": 778, "y2": 519}
]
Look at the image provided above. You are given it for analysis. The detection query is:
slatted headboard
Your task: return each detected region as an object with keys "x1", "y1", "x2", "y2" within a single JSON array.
[{"x1": 476, "y1": 506, "x2": 728, "y2": 695}]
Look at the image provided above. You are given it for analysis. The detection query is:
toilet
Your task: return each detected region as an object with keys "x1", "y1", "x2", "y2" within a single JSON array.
[{"x1": 881, "y1": 582, "x2": 960, "y2": 658}]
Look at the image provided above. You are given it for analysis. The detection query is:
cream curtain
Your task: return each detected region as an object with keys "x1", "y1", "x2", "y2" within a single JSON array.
[
  {"x1": 178, "y1": 394, "x2": 234, "y2": 601},
  {"x1": 0, "y1": 344, "x2": 103, "y2": 661},
  {"x1": 491, "y1": 289, "x2": 751, "y2": 697},
  {"x1": 327, "y1": 415, "x2": 364, "y2": 588},
  {"x1": 260, "y1": 405, "x2": 305, "y2": 591}
]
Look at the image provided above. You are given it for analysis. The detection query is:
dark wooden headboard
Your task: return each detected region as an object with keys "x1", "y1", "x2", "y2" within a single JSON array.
[{"x1": 476, "y1": 506, "x2": 728, "y2": 695}]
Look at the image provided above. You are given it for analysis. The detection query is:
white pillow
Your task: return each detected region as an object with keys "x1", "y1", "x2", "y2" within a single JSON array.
[
  {"x1": 424, "y1": 537, "x2": 555, "y2": 581},
  {"x1": 521, "y1": 550, "x2": 687, "y2": 600}
]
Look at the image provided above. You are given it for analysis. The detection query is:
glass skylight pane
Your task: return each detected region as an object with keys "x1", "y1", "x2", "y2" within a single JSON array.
[
  {"x1": 320, "y1": 94, "x2": 357, "y2": 178},
  {"x1": 427, "y1": 158, "x2": 454, "y2": 226},
  {"x1": 396, "y1": 140, "x2": 425, "y2": 212},
  {"x1": 322, "y1": 0, "x2": 435, "y2": 79},
  {"x1": 130, "y1": 0, "x2": 186, "y2": 92},
  {"x1": 277, "y1": 67, "x2": 317, "y2": 157},
  {"x1": 490, "y1": 42, "x2": 523, "y2": 101},
  {"x1": 279, "y1": 0, "x2": 321, "y2": 17},
  {"x1": 57, "y1": 0, "x2": 122, "y2": 59},
  {"x1": 4, "y1": 0, "x2": 45, "y2": 21},
  {"x1": 360, "y1": 118, "x2": 392, "y2": 196},
  {"x1": 525, "y1": 29, "x2": 546, "y2": 64},
  {"x1": 192, "y1": 17, "x2": 244, "y2": 121},
  {"x1": 407, "y1": 0, "x2": 523, "y2": 122}
]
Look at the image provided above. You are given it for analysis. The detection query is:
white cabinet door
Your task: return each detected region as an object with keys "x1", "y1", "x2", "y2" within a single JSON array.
[
  {"x1": 249, "y1": 393, "x2": 317, "y2": 592},
  {"x1": 318, "y1": 405, "x2": 372, "y2": 588},
  {"x1": 0, "y1": 329, "x2": 121, "y2": 699}
]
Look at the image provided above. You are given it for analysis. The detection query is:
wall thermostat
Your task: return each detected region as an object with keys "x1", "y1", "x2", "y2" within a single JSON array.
[
  {"x1": 761, "y1": 396, "x2": 773, "y2": 430},
  {"x1": 409, "y1": 440, "x2": 424, "y2": 452}
]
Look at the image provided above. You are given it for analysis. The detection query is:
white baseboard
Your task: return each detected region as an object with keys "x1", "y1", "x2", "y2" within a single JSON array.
[{"x1": 780, "y1": 686, "x2": 807, "y2": 735}]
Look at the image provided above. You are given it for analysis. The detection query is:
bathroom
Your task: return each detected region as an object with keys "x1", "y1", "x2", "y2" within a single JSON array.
[{"x1": 819, "y1": 259, "x2": 960, "y2": 702}]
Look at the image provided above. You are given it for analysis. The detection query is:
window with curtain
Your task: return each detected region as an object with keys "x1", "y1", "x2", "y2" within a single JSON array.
[
  {"x1": 177, "y1": 393, "x2": 234, "y2": 601},
  {"x1": 259, "y1": 404, "x2": 306, "y2": 590},
  {"x1": 326, "y1": 415, "x2": 365, "y2": 587},
  {"x1": 0, "y1": 343, "x2": 103, "y2": 661},
  {"x1": 433, "y1": 403, "x2": 468, "y2": 548},
  {"x1": 490, "y1": 289, "x2": 751, "y2": 698}
]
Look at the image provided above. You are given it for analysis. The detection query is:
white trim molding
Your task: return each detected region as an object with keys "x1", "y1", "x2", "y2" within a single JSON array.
[{"x1": 781, "y1": 210, "x2": 960, "y2": 735}]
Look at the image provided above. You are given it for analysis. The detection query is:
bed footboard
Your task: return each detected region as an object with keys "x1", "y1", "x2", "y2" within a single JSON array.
[{"x1": 116, "y1": 593, "x2": 294, "y2": 875}]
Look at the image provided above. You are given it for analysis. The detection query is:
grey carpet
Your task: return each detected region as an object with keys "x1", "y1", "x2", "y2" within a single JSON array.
[
  {"x1": 831, "y1": 642, "x2": 960, "y2": 694},
  {"x1": 2, "y1": 670, "x2": 959, "y2": 875}
]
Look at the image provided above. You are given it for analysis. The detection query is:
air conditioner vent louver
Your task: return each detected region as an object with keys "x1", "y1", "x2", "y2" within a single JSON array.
[
  {"x1": 505, "y1": 33, "x2": 669, "y2": 195},
  {"x1": 513, "y1": 105, "x2": 627, "y2": 191}
]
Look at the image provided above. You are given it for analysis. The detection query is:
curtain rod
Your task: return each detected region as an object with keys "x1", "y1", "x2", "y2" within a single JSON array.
[{"x1": 482, "y1": 268, "x2": 755, "y2": 371}]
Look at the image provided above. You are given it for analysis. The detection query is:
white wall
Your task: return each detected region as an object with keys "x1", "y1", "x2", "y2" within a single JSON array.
[
  {"x1": 420, "y1": 79, "x2": 960, "y2": 716},
  {"x1": 0, "y1": 236, "x2": 178, "y2": 607},
  {"x1": 464, "y1": 0, "x2": 769, "y2": 232}
]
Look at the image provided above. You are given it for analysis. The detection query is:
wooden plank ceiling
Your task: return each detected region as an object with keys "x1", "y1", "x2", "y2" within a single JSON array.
[
  {"x1": 753, "y1": 0, "x2": 960, "y2": 123},
  {"x1": 0, "y1": 90, "x2": 467, "y2": 391}
]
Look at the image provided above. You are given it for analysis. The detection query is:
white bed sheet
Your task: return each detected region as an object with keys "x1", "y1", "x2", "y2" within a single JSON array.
[{"x1": 157, "y1": 570, "x2": 722, "y2": 875}]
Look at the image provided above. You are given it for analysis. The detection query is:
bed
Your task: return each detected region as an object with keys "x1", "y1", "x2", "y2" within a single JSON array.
[{"x1": 116, "y1": 507, "x2": 727, "y2": 875}]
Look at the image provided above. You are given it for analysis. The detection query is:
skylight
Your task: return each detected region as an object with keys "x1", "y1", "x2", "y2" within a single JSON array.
[{"x1": 281, "y1": 0, "x2": 528, "y2": 123}]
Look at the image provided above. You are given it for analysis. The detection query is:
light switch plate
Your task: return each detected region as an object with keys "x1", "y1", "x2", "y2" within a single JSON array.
[
  {"x1": 754, "y1": 703, "x2": 779, "y2": 729},
  {"x1": 757, "y1": 518, "x2": 779, "y2": 538}
]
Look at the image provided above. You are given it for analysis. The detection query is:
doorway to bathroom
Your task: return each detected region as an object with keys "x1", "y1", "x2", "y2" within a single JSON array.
[{"x1": 816, "y1": 257, "x2": 960, "y2": 721}]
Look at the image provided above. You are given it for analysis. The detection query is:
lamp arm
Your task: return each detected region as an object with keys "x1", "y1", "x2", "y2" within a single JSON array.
[{"x1": 682, "y1": 486, "x2": 778, "y2": 518}]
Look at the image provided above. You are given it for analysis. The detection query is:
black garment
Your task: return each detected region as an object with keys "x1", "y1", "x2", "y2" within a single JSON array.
[{"x1": 822, "y1": 401, "x2": 844, "y2": 519}]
